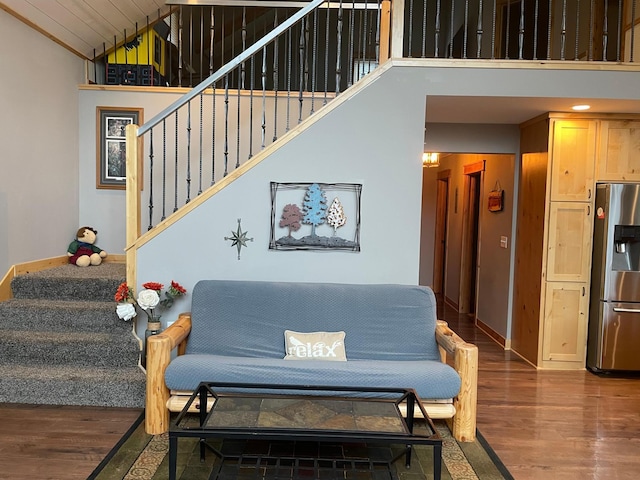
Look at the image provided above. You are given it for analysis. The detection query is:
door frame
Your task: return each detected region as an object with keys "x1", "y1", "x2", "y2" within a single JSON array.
[
  {"x1": 459, "y1": 160, "x2": 485, "y2": 314},
  {"x1": 433, "y1": 169, "x2": 451, "y2": 294}
]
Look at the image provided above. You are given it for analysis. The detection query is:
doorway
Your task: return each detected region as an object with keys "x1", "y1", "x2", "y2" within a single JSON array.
[
  {"x1": 459, "y1": 161, "x2": 484, "y2": 314},
  {"x1": 433, "y1": 171, "x2": 451, "y2": 294}
]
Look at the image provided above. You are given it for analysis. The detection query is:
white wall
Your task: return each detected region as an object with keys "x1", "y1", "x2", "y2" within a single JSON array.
[
  {"x1": 0, "y1": 10, "x2": 85, "y2": 274},
  {"x1": 134, "y1": 68, "x2": 427, "y2": 333}
]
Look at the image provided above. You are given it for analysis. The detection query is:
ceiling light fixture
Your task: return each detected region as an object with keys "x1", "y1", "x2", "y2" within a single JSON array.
[
  {"x1": 422, "y1": 152, "x2": 440, "y2": 168},
  {"x1": 572, "y1": 104, "x2": 591, "y2": 111}
]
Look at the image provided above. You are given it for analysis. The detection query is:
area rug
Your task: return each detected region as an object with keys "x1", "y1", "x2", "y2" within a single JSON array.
[{"x1": 88, "y1": 414, "x2": 513, "y2": 480}]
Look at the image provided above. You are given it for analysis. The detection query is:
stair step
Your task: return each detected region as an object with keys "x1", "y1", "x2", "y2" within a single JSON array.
[
  {"x1": 10, "y1": 263, "x2": 125, "y2": 302},
  {"x1": 0, "y1": 298, "x2": 132, "y2": 333},
  {"x1": 0, "y1": 364, "x2": 145, "y2": 408},
  {"x1": 0, "y1": 330, "x2": 139, "y2": 367}
]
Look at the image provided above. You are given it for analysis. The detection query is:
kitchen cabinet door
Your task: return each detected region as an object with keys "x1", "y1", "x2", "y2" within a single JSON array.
[
  {"x1": 542, "y1": 281, "x2": 589, "y2": 364},
  {"x1": 550, "y1": 120, "x2": 596, "y2": 202},
  {"x1": 546, "y1": 202, "x2": 593, "y2": 282},
  {"x1": 597, "y1": 120, "x2": 640, "y2": 181}
]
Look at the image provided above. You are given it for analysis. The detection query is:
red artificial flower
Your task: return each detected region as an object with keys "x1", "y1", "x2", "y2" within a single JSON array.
[
  {"x1": 142, "y1": 282, "x2": 163, "y2": 292},
  {"x1": 170, "y1": 281, "x2": 187, "y2": 295},
  {"x1": 114, "y1": 282, "x2": 132, "y2": 302}
]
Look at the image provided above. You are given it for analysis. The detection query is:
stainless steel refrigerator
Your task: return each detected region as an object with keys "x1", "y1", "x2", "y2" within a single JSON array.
[{"x1": 587, "y1": 183, "x2": 640, "y2": 373}]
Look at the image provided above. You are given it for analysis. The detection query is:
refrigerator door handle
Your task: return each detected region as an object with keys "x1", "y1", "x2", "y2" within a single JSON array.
[{"x1": 612, "y1": 307, "x2": 640, "y2": 314}]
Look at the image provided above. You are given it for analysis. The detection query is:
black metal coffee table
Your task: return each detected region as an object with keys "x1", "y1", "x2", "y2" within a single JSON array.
[{"x1": 169, "y1": 382, "x2": 442, "y2": 480}]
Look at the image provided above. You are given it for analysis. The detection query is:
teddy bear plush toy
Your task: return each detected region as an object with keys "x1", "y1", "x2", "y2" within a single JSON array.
[{"x1": 67, "y1": 226, "x2": 108, "y2": 267}]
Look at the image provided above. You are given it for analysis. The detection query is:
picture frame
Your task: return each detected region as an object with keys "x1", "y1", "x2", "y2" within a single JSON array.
[{"x1": 96, "y1": 106, "x2": 143, "y2": 189}]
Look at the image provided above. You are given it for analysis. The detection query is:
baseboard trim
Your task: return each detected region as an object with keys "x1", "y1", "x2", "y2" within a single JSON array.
[
  {"x1": 444, "y1": 296, "x2": 459, "y2": 311},
  {"x1": 475, "y1": 318, "x2": 508, "y2": 349}
]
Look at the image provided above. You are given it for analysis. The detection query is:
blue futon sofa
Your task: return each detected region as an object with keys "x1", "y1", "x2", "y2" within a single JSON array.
[{"x1": 145, "y1": 280, "x2": 478, "y2": 441}]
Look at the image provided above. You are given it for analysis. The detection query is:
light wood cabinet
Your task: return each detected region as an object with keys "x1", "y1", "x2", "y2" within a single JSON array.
[
  {"x1": 546, "y1": 202, "x2": 593, "y2": 282},
  {"x1": 597, "y1": 120, "x2": 640, "y2": 181},
  {"x1": 549, "y1": 120, "x2": 596, "y2": 201},
  {"x1": 541, "y1": 282, "x2": 589, "y2": 364}
]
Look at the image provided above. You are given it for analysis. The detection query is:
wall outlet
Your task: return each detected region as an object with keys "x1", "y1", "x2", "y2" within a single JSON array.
[{"x1": 500, "y1": 236, "x2": 508, "y2": 249}]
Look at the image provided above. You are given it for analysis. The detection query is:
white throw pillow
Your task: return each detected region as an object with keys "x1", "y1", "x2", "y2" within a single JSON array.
[{"x1": 284, "y1": 330, "x2": 347, "y2": 361}]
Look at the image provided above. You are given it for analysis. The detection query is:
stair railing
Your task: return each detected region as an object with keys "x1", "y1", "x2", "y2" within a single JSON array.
[{"x1": 124, "y1": 0, "x2": 390, "y2": 287}]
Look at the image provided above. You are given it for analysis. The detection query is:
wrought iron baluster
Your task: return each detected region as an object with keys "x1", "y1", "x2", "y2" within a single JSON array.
[
  {"x1": 602, "y1": 0, "x2": 609, "y2": 61},
  {"x1": 178, "y1": 7, "x2": 183, "y2": 86},
  {"x1": 348, "y1": 2, "x2": 355, "y2": 86},
  {"x1": 236, "y1": 76, "x2": 241, "y2": 169},
  {"x1": 422, "y1": 0, "x2": 428, "y2": 57},
  {"x1": 298, "y1": 17, "x2": 306, "y2": 123},
  {"x1": 249, "y1": 53, "x2": 255, "y2": 158},
  {"x1": 408, "y1": 0, "x2": 414, "y2": 58},
  {"x1": 162, "y1": 119, "x2": 167, "y2": 221},
  {"x1": 546, "y1": 0, "x2": 552, "y2": 60},
  {"x1": 491, "y1": 0, "x2": 498, "y2": 59},
  {"x1": 588, "y1": 0, "x2": 594, "y2": 60},
  {"x1": 631, "y1": 0, "x2": 637, "y2": 61},
  {"x1": 560, "y1": 0, "x2": 567, "y2": 60},
  {"x1": 273, "y1": 11, "x2": 280, "y2": 141},
  {"x1": 463, "y1": 0, "x2": 470, "y2": 59},
  {"x1": 198, "y1": 94, "x2": 203, "y2": 195},
  {"x1": 148, "y1": 129, "x2": 154, "y2": 230},
  {"x1": 287, "y1": 27, "x2": 292, "y2": 131},
  {"x1": 435, "y1": 0, "x2": 441, "y2": 57},
  {"x1": 189, "y1": 8, "x2": 193, "y2": 86},
  {"x1": 574, "y1": 0, "x2": 580, "y2": 60},
  {"x1": 173, "y1": 111, "x2": 179, "y2": 212},
  {"x1": 224, "y1": 74, "x2": 229, "y2": 177},
  {"x1": 533, "y1": 0, "x2": 539, "y2": 60},
  {"x1": 324, "y1": 6, "x2": 330, "y2": 104},
  {"x1": 311, "y1": 8, "x2": 318, "y2": 114},
  {"x1": 616, "y1": 0, "x2": 622, "y2": 61},
  {"x1": 262, "y1": 45, "x2": 268, "y2": 147},
  {"x1": 449, "y1": 0, "x2": 455, "y2": 58},
  {"x1": 124, "y1": 29, "x2": 128, "y2": 80},
  {"x1": 211, "y1": 81, "x2": 216, "y2": 186},
  {"x1": 209, "y1": 7, "x2": 215, "y2": 76},
  {"x1": 476, "y1": 0, "x2": 484, "y2": 58},
  {"x1": 336, "y1": 1, "x2": 343, "y2": 93},
  {"x1": 504, "y1": 1, "x2": 511, "y2": 59},
  {"x1": 361, "y1": 0, "x2": 369, "y2": 79},
  {"x1": 241, "y1": 7, "x2": 247, "y2": 89},
  {"x1": 186, "y1": 101, "x2": 191, "y2": 203},
  {"x1": 518, "y1": 0, "x2": 525, "y2": 60},
  {"x1": 199, "y1": 6, "x2": 204, "y2": 84}
]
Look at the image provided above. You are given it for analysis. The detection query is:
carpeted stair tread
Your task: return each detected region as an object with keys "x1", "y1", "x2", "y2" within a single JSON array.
[
  {"x1": 10, "y1": 263, "x2": 125, "y2": 302},
  {"x1": 0, "y1": 364, "x2": 145, "y2": 408},
  {"x1": 0, "y1": 298, "x2": 130, "y2": 333},
  {"x1": 0, "y1": 262, "x2": 145, "y2": 409},
  {"x1": 0, "y1": 330, "x2": 139, "y2": 367}
]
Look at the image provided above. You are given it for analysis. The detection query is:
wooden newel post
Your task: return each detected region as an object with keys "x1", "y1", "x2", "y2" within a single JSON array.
[
  {"x1": 390, "y1": 0, "x2": 405, "y2": 58},
  {"x1": 145, "y1": 334, "x2": 171, "y2": 434},
  {"x1": 124, "y1": 123, "x2": 141, "y2": 290},
  {"x1": 452, "y1": 342, "x2": 478, "y2": 442}
]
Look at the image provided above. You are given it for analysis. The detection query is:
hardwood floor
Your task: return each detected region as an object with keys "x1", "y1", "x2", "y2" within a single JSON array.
[
  {"x1": 0, "y1": 404, "x2": 142, "y2": 479},
  {"x1": 1, "y1": 307, "x2": 639, "y2": 479},
  {"x1": 439, "y1": 303, "x2": 640, "y2": 480}
]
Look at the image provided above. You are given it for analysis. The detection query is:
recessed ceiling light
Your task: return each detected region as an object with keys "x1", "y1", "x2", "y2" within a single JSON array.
[{"x1": 572, "y1": 104, "x2": 591, "y2": 111}]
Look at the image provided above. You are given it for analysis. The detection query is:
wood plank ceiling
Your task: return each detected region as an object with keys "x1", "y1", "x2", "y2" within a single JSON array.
[{"x1": 0, "y1": 0, "x2": 171, "y2": 59}]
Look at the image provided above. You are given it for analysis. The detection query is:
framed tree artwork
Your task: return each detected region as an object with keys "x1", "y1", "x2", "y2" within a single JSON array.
[
  {"x1": 96, "y1": 106, "x2": 143, "y2": 189},
  {"x1": 270, "y1": 182, "x2": 362, "y2": 251}
]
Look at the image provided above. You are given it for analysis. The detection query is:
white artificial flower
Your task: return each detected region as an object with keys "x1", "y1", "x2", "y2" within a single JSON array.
[
  {"x1": 116, "y1": 303, "x2": 137, "y2": 321},
  {"x1": 137, "y1": 289, "x2": 160, "y2": 310}
]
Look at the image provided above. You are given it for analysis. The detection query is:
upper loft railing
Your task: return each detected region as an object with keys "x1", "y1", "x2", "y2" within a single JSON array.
[{"x1": 96, "y1": 0, "x2": 639, "y2": 87}]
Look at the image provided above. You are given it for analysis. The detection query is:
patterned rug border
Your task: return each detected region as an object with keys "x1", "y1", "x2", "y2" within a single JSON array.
[{"x1": 90, "y1": 415, "x2": 513, "y2": 480}]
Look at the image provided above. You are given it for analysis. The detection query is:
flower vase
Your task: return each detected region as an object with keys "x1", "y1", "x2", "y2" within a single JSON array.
[{"x1": 142, "y1": 320, "x2": 163, "y2": 369}]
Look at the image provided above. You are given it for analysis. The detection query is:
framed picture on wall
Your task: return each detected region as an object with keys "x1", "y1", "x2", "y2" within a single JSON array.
[{"x1": 96, "y1": 106, "x2": 143, "y2": 189}]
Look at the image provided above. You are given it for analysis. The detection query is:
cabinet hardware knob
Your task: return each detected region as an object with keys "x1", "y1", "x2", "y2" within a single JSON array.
[{"x1": 588, "y1": 188, "x2": 592, "y2": 199}]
